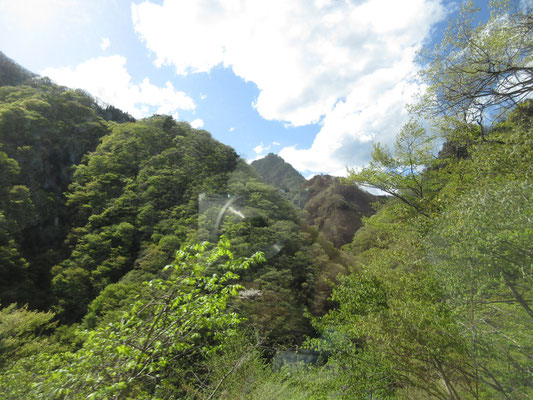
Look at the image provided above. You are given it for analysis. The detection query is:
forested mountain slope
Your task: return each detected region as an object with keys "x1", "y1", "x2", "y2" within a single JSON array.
[
  {"x1": 0, "y1": 52, "x2": 136, "y2": 309},
  {"x1": 0, "y1": 53, "x2": 345, "y2": 354},
  {"x1": 0, "y1": 70, "x2": 111, "y2": 307}
]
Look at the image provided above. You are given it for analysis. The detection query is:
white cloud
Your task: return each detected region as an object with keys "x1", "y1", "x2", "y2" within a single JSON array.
[
  {"x1": 41, "y1": 55, "x2": 195, "y2": 119},
  {"x1": 253, "y1": 142, "x2": 270, "y2": 155},
  {"x1": 100, "y1": 37, "x2": 110, "y2": 51},
  {"x1": 132, "y1": 0, "x2": 445, "y2": 173},
  {"x1": 200, "y1": 93, "x2": 207, "y2": 100},
  {"x1": 229, "y1": 127, "x2": 235, "y2": 132},
  {"x1": 280, "y1": 60, "x2": 422, "y2": 176},
  {"x1": 190, "y1": 118, "x2": 204, "y2": 129},
  {"x1": 273, "y1": 141, "x2": 280, "y2": 146}
]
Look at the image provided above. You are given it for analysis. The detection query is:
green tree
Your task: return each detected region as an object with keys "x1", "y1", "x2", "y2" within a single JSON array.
[
  {"x1": 418, "y1": 0, "x2": 533, "y2": 134},
  {"x1": 0, "y1": 304, "x2": 58, "y2": 369},
  {"x1": 0, "y1": 82, "x2": 110, "y2": 308},
  {"x1": 0, "y1": 146, "x2": 35, "y2": 304},
  {"x1": 310, "y1": 214, "x2": 471, "y2": 399},
  {"x1": 347, "y1": 121, "x2": 441, "y2": 217},
  {"x1": 427, "y1": 181, "x2": 533, "y2": 398},
  {"x1": 0, "y1": 237, "x2": 264, "y2": 399}
]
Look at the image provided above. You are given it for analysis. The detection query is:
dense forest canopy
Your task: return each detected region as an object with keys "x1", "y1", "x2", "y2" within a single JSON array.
[{"x1": 0, "y1": 1, "x2": 532, "y2": 399}]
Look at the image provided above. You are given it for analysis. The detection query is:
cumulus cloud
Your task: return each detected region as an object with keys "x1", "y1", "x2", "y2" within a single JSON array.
[
  {"x1": 132, "y1": 0, "x2": 445, "y2": 173},
  {"x1": 253, "y1": 142, "x2": 270, "y2": 155},
  {"x1": 41, "y1": 55, "x2": 195, "y2": 119},
  {"x1": 100, "y1": 37, "x2": 110, "y2": 51},
  {"x1": 190, "y1": 118, "x2": 204, "y2": 128},
  {"x1": 280, "y1": 61, "x2": 421, "y2": 176}
]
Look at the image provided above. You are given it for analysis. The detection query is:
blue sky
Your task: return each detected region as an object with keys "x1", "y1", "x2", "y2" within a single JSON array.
[{"x1": 0, "y1": 0, "x2": 507, "y2": 177}]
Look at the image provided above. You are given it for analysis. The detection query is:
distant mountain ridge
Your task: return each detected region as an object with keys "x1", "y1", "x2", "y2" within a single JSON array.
[{"x1": 251, "y1": 153, "x2": 377, "y2": 247}]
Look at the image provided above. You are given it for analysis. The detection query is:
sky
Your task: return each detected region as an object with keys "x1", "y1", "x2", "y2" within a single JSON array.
[{"x1": 0, "y1": 0, "x2": 512, "y2": 178}]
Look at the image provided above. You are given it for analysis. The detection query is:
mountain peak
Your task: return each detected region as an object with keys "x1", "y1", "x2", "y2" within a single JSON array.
[{"x1": 251, "y1": 153, "x2": 305, "y2": 198}]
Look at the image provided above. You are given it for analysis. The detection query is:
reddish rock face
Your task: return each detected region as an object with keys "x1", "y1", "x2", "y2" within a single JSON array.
[{"x1": 301, "y1": 175, "x2": 377, "y2": 248}]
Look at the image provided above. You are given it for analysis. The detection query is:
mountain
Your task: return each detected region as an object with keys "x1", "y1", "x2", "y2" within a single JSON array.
[
  {"x1": 251, "y1": 153, "x2": 377, "y2": 247},
  {"x1": 250, "y1": 153, "x2": 306, "y2": 204},
  {"x1": 0, "y1": 54, "x2": 347, "y2": 350}
]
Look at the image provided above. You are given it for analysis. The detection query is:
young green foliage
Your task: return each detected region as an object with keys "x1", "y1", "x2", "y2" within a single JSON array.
[
  {"x1": 347, "y1": 121, "x2": 441, "y2": 217},
  {"x1": 0, "y1": 304, "x2": 58, "y2": 369},
  {"x1": 0, "y1": 237, "x2": 264, "y2": 399},
  {"x1": 427, "y1": 181, "x2": 533, "y2": 398},
  {"x1": 418, "y1": 0, "x2": 533, "y2": 133}
]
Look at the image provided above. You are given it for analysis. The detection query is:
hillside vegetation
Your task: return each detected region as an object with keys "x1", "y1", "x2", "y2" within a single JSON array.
[{"x1": 0, "y1": 2, "x2": 532, "y2": 399}]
